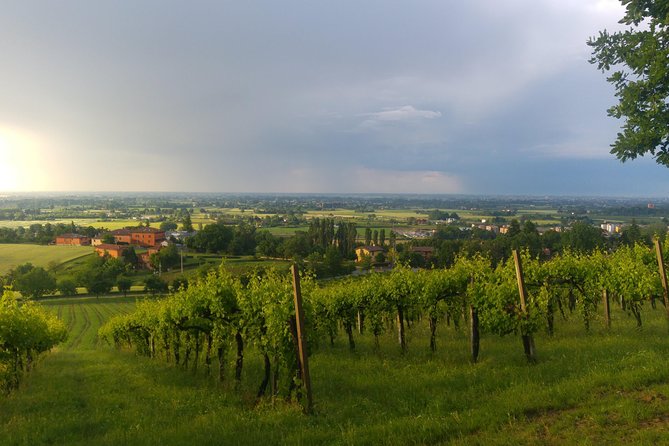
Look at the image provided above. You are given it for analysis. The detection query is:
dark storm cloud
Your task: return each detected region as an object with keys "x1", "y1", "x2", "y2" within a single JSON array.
[{"x1": 2, "y1": 0, "x2": 654, "y2": 195}]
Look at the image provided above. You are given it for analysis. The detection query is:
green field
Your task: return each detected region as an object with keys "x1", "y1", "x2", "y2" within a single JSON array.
[
  {"x1": 0, "y1": 219, "x2": 141, "y2": 230},
  {"x1": 0, "y1": 244, "x2": 93, "y2": 274},
  {"x1": 3, "y1": 296, "x2": 669, "y2": 444}
]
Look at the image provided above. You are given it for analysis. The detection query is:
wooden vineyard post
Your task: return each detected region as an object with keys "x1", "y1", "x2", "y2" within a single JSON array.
[
  {"x1": 603, "y1": 289, "x2": 611, "y2": 330},
  {"x1": 512, "y1": 250, "x2": 536, "y2": 362},
  {"x1": 654, "y1": 239, "x2": 669, "y2": 324},
  {"x1": 291, "y1": 264, "x2": 314, "y2": 414},
  {"x1": 469, "y1": 304, "x2": 480, "y2": 363},
  {"x1": 469, "y1": 276, "x2": 480, "y2": 363}
]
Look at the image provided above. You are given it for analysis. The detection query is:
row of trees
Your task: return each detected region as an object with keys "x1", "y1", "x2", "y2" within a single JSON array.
[
  {"x1": 188, "y1": 219, "x2": 359, "y2": 266},
  {"x1": 0, "y1": 254, "x2": 175, "y2": 299},
  {"x1": 0, "y1": 222, "x2": 102, "y2": 245}
]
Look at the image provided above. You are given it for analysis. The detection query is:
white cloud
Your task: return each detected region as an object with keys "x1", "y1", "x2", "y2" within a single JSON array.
[
  {"x1": 364, "y1": 105, "x2": 441, "y2": 122},
  {"x1": 359, "y1": 105, "x2": 443, "y2": 130}
]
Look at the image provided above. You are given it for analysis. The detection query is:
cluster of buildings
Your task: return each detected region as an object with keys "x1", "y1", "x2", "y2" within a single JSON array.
[
  {"x1": 600, "y1": 222, "x2": 622, "y2": 234},
  {"x1": 55, "y1": 227, "x2": 168, "y2": 268},
  {"x1": 354, "y1": 245, "x2": 434, "y2": 263}
]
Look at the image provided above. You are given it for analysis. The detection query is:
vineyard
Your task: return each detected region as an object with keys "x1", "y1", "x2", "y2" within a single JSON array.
[
  {"x1": 0, "y1": 291, "x2": 67, "y2": 393},
  {"x1": 4, "y1": 245, "x2": 669, "y2": 444},
  {"x1": 99, "y1": 243, "x2": 669, "y2": 408}
]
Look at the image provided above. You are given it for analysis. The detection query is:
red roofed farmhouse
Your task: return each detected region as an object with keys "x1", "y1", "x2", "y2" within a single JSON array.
[
  {"x1": 94, "y1": 244, "x2": 130, "y2": 259},
  {"x1": 55, "y1": 233, "x2": 91, "y2": 246},
  {"x1": 112, "y1": 227, "x2": 166, "y2": 247}
]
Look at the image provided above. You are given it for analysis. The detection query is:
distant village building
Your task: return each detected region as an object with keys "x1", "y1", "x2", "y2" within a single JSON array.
[
  {"x1": 94, "y1": 244, "x2": 130, "y2": 259},
  {"x1": 91, "y1": 237, "x2": 105, "y2": 247},
  {"x1": 111, "y1": 229, "x2": 132, "y2": 244},
  {"x1": 600, "y1": 222, "x2": 622, "y2": 234},
  {"x1": 55, "y1": 233, "x2": 91, "y2": 246},
  {"x1": 409, "y1": 246, "x2": 434, "y2": 261},
  {"x1": 165, "y1": 230, "x2": 194, "y2": 242},
  {"x1": 355, "y1": 246, "x2": 385, "y2": 262},
  {"x1": 473, "y1": 224, "x2": 499, "y2": 234},
  {"x1": 395, "y1": 229, "x2": 435, "y2": 239},
  {"x1": 111, "y1": 227, "x2": 166, "y2": 247},
  {"x1": 139, "y1": 246, "x2": 161, "y2": 269}
]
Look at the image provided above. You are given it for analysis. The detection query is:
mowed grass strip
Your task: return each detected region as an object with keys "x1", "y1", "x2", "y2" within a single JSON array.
[
  {"x1": 4, "y1": 298, "x2": 669, "y2": 444},
  {"x1": 0, "y1": 244, "x2": 92, "y2": 274}
]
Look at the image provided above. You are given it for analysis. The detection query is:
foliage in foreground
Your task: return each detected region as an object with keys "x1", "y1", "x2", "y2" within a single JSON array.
[{"x1": 0, "y1": 290, "x2": 67, "y2": 393}]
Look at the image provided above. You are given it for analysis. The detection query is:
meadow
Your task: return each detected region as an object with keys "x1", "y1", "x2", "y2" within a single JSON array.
[
  {"x1": 2, "y1": 295, "x2": 669, "y2": 444},
  {"x1": 0, "y1": 244, "x2": 92, "y2": 274}
]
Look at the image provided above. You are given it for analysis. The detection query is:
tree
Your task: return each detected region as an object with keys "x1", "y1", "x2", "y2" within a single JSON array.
[
  {"x1": 160, "y1": 221, "x2": 178, "y2": 231},
  {"x1": 116, "y1": 277, "x2": 132, "y2": 297},
  {"x1": 150, "y1": 244, "x2": 180, "y2": 270},
  {"x1": 186, "y1": 222, "x2": 233, "y2": 253},
  {"x1": 506, "y1": 220, "x2": 521, "y2": 237},
  {"x1": 145, "y1": 276, "x2": 168, "y2": 295},
  {"x1": 255, "y1": 230, "x2": 282, "y2": 257},
  {"x1": 621, "y1": 219, "x2": 645, "y2": 246},
  {"x1": 57, "y1": 279, "x2": 78, "y2": 296},
  {"x1": 589, "y1": 2, "x2": 669, "y2": 166},
  {"x1": 182, "y1": 213, "x2": 194, "y2": 232},
  {"x1": 13, "y1": 265, "x2": 57, "y2": 298},
  {"x1": 121, "y1": 247, "x2": 139, "y2": 268},
  {"x1": 562, "y1": 222, "x2": 604, "y2": 253},
  {"x1": 323, "y1": 246, "x2": 345, "y2": 276},
  {"x1": 228, "y1": 223, "x2": 257, "y2": 255},
  {"x1": 102, "y1": 233, "x2": 116, "y2": 244},
  {"x1": 171, "y1": 277, "x2": 188, "y2": 292},
  {"x1": 77, "y1": 256, "x2": 122, "y2": 297}
]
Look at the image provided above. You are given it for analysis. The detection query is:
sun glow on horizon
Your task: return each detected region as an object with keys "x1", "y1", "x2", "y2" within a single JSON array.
[{"x1": 0, "y1": 126, "x2": 49, "y2": 192}]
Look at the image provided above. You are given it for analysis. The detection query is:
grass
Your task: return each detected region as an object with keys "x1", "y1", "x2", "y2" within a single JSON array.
[
  {"x1": 0, "y1": 244, "x2": 93, "y2": 274},
  {"x1": 4, "y1": 297, "x2": 669, "y2": 444},
  {"x1": 263, "y1": 226, "x2": 309, "y2": 236}
]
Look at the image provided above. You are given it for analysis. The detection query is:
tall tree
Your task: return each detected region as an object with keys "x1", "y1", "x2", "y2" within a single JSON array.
[
  {"x1": 589, "y1": 1, "x2": 669, "y2": 166},
  {"x1": 182, "y1": 213, "x2": 194, "y2": 232},
  {"x1": 365, "y1": 228, "x2": 372, "y2": 246}
]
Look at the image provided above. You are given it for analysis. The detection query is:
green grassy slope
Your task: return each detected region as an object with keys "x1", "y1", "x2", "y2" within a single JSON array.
[
  {"x1": 0, "y1": 244, "x2": 92, "y2": 274},
  {"x1": 2, "y1": 297, "x2": 669, "y2": 444}
]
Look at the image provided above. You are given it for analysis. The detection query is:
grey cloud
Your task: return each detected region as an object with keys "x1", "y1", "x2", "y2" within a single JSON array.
[{"x1": 0, "y1": 0, "x2": 658, "y2": 194}]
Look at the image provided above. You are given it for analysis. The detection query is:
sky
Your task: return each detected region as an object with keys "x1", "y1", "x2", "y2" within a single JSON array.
[{"x1": 1, "y1": 0, "x2": 668, "y2": 196}]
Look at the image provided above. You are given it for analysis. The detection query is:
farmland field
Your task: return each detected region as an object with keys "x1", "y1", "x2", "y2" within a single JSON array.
[
  {"x1": 0, "y1": 244, "x2": 92, "y2": 274},
  {"x1": 0, "y1": 219, "x2": 140, "y2": 230},
  {"x1": 3, "y1": 295, "x2": 669, "y2": 444}
]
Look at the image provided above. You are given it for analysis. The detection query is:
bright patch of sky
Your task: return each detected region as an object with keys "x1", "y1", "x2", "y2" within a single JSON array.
[{"x1": 1, "y1": 0, "x2": 667, "y2": 196}]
